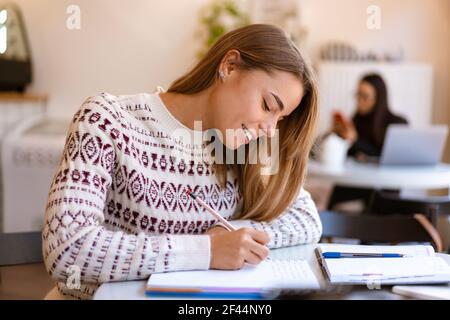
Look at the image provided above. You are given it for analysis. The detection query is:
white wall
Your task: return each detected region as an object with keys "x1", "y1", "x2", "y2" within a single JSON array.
[
  {"x1": 299, "y1": 0, "x2": 450, "y2": 159},
  {"x1": 7, "y1": 0, "x2": 450, "y2": 247},
  {"x1": 13, "y1": 0, "x2": 450, "y2": 134},
  {"x1": 13, "y1": 0, "x2": 209, "y2": 119}
]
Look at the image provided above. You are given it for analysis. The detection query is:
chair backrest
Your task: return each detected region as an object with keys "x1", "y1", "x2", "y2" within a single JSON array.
[
  {"x1": 319, "y1": 211, "x2": 443, "y2": 252},
  {"x1": 0, "y1": 232, "x2": 42, "y2": 266},
  {"x1": 327, "y1": 186, "x2": 375, "y2": 211},
  {"x1": 369, "y1": 191, "x2": 450, "y2": 226}
]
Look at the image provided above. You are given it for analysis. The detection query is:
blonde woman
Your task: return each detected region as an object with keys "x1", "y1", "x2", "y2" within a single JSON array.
[{"x1": 42, "y1": 24, "x2": 322, "y2": 299}]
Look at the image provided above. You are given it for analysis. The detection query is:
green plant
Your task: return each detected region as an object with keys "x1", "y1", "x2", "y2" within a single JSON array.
[{"x1": 196, "y1": 0, "x2": 250, "y2": 58}]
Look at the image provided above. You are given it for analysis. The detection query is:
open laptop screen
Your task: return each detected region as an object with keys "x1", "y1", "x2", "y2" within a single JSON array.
[{"x1": 380, "y1": 125, "x2": 448, "y2": 166}]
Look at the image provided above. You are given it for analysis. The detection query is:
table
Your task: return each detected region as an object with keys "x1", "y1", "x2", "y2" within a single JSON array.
[
  {"x1": 307, "y1": 159, "x2": 450, "y2": 191},
  {"x1": 93, "y1": 243, "x2": 450, "y2": 300},
  {"x1": 307, "y1": 160, "x2": 450, "y2": 249}
]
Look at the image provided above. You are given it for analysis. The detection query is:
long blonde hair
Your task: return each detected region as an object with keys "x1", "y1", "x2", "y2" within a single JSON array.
[{"x1": 168, "y1": 24, "x2": 319, "y2": 222}]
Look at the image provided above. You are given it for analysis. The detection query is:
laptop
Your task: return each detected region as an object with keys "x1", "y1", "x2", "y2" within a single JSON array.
[{"x1": 380, "y1": 125, "x2": 448, "y2": 166}]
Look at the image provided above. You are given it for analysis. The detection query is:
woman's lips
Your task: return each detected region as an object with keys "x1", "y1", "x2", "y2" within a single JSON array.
[{"x1": 241, "y1": 124, "x2": 253, "y2": 142}]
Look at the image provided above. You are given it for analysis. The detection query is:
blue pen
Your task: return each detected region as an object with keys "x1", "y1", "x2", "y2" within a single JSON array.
[{"x1": 322, "y1": 252, "x2": 406, "y2": 259}]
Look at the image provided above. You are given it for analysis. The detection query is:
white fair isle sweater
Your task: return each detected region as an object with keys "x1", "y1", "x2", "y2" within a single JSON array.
[{"x1": 42, "y1": 90, "x2": 322, "y2": 299}]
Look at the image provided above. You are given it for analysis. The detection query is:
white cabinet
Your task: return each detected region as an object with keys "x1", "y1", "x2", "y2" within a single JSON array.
[
  {"x1": 0, "y1": 93, "x2": 47, "y2": 137},
  {"x1": 0, "y1": 93, "x2": 68, "y2": 233},
  {"x1": 1, "y1": 117, "x2": 68, "y2": 233}
]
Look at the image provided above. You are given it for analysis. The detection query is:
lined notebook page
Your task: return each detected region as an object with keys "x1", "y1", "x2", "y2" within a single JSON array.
[
  {"x1": 270, "y1": 260, "x2": 320, "y2": 288},
  {"x1": 326, "y1": 257, "x2": 450, "y2": 279},
  {"x1": 316, "y1": 244, "x2": 450, "y2": 284},
  {"x1": 147, "y1": 260, "x2": 320, "y2": 291}
]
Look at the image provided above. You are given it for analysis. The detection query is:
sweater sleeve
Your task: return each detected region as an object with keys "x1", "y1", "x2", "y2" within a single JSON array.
[
  {"x1": 42, "y1": 95, "x2": 211, "y2": 285},
  {"x1": 219, "y1": 188, "x2": 322, "y2": 248}
]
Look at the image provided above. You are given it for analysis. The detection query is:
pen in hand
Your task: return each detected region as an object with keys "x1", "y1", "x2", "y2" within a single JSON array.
[
  {"x1": 186, "y1": 189, "x2": 272, "y2": 263},
  {"x1": 186, "y1": 189, "x2": 237, "y2": 232}
]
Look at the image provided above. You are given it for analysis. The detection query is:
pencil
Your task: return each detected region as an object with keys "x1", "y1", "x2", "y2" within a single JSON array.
[{"x1": 186, "y1": 189, "x2": 237, "y2": 231}]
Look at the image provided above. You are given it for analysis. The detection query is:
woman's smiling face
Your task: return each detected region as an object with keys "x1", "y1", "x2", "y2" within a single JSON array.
[{"x1": 209, "y1": 51, "x2": 305, "y2": 150}]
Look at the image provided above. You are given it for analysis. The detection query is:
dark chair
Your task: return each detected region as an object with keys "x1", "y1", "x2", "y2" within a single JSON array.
[
  {"x1": 319, "y1": 210, "x2": 443, "y2": 252},
  {"x1": 369, "y1": 191, "x2": 450, "y2": 227},
  {"x1": 327, "y1": 185, "x2": 377, "y2": 211},
  {"x1": 0, "y1": 232, "x2": 42, "y2": 284}
]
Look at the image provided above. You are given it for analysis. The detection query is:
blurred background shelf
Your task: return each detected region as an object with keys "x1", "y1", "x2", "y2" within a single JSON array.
[{"x1": 0, "y1": 92, "x2": 48, "y2": 103}]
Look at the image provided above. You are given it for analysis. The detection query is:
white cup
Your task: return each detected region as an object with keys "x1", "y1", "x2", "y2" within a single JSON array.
[{"x1": 319, "y1": 133, "x2": 349, "y2": 170}]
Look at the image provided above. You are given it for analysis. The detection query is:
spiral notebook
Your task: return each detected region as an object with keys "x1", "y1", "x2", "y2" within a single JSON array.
[
  {"x1": 146, "y1": 259, "x2": 320, "y2": 299},
  {"x1": 316, "y1": 244, "x2": 450, "y2": 285}
]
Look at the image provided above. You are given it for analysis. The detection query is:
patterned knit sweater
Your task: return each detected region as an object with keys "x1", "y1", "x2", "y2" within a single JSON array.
[{"x1": 42, "y1": 89, "x2": 322, "y2": 299}]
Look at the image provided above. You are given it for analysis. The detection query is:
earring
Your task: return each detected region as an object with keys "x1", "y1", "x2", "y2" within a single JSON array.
[{"x1": 218, "y1": 70, "x2": 225, "y2": 80}]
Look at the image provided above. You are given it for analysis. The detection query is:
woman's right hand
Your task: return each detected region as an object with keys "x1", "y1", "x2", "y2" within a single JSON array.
[
  {"x1": 208, "y1": 227, "x2": 270, "y2": 270},
  {"x1": 332, "y1": 113, "x2": 357, "y2": 144}
]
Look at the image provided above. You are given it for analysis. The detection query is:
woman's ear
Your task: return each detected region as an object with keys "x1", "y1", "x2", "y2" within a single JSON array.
[{"x1": 219, "y1": 49, "x2": 241, "y2": 78}]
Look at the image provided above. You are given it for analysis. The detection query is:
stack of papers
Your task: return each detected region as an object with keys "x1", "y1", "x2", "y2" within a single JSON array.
[
  {"x1": 392, "y1": 284, "x2": 450, "y2": 300},
  {"x1": 146, "y1": 259, "x2": 320, "y2": 299},
  {"x1": 316, "y1": 244, "x2": 450, "y2": 285}
]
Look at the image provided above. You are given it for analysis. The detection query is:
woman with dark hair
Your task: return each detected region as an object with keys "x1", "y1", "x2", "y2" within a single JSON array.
[
  {"x1": 322, "y1": 74, "x2": 408, "y2": 211},
  {"x1": 333, "y1": 73, "x2": 408, "y2": 159}
]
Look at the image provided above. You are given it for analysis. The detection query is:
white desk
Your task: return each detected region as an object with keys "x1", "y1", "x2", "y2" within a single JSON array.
[
  {"x1": 307, "y1": 160, "x2": 450, "y2": 256},
  {"x1": 93, "y1": 244, "x2": 450, "y2": 300},
  {"x1": 307, "y1": 160, "x2": 450, "y2": 191}
]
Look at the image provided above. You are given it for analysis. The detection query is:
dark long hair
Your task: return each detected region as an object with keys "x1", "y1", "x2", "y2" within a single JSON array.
[{"x1": 353, "y1": 73, "x2": 396, "y2": 148}]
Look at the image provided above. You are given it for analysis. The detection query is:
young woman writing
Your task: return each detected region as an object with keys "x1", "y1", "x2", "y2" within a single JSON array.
[{"x1": 42, "y1": 24, "x2": 322, "y2": 299}]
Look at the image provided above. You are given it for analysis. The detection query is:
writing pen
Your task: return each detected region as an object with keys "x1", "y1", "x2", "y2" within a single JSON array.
[
  {"x1": 186, "y1": 189, "x2": 237, "y2": 231},
  {"x1": 187, "y1": 189, "x2": 272, "y2": 261},
  {"x1": 322, "y1": 252, "x2": 407, "y2": 259}
]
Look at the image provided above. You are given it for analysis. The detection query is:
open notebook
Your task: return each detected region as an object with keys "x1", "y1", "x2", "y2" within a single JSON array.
[
  {"x1": 316, "y1": 244, "x2": 450, "y2": 285},
  {"x1": 146, "y1": 260, "x2": 320, "y2": 299}
]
